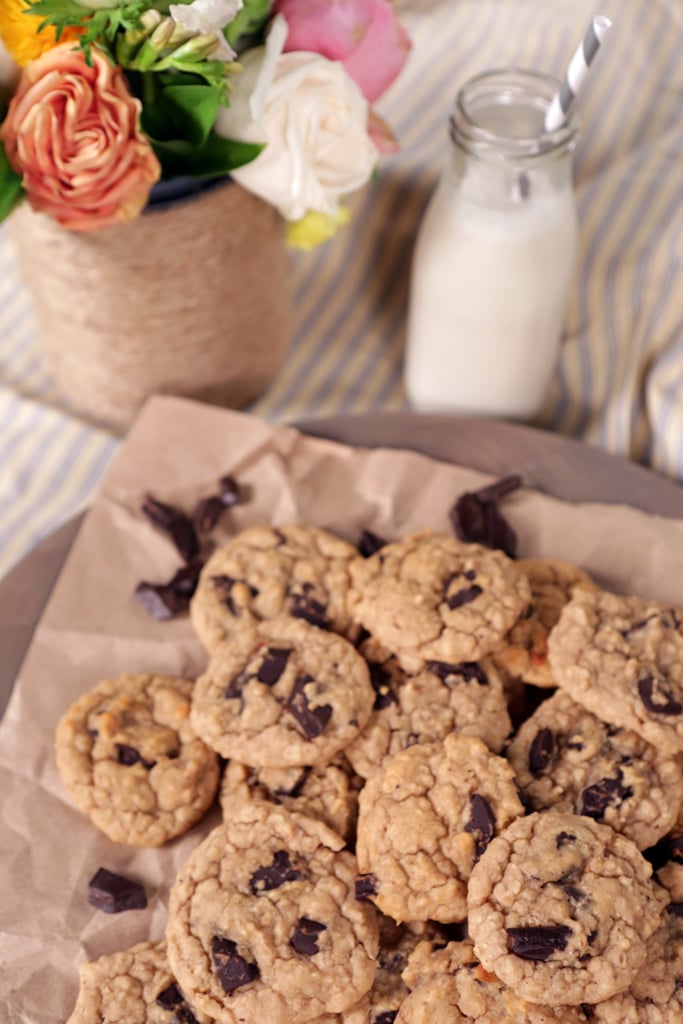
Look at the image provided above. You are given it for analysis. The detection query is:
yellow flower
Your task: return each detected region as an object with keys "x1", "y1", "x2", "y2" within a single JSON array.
[
  {"x1": 286, "y1": 206, "x2": 351, "y2": 251},
  {"x1": 0, "y1": 0, "x2": 80, "y2": 68}
]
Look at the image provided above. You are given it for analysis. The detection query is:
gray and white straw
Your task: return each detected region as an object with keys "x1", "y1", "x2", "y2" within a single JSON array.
[{"x1": 544, "y1": 15, "x2": 612, "y2": 133}]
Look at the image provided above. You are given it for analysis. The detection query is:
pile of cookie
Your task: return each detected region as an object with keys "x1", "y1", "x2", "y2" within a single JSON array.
[{"x1": 55, "y1": 522, "x2": 683, "y2": 1023}]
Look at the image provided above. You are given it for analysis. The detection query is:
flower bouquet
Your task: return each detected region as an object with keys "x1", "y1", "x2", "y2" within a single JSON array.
[{"x1": 0, "y1": 0, "x2": 411, "y2": 427}]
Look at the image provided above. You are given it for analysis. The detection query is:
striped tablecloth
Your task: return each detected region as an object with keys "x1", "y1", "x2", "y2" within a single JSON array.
[{"x1": 2, "y1": 0, "x2": 683, "y2": 579}]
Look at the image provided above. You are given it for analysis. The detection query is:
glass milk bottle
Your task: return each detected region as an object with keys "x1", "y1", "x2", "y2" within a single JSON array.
[{"x1": 405, "y1": 69, "x2": 579, "y2": 419}]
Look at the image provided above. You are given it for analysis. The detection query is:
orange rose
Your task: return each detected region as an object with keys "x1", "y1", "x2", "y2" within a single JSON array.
[{"x1": 1, "y1": 43, "x2": 161, "y2": 232}]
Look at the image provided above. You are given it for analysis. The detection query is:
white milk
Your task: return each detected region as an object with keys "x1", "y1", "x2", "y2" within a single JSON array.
[{"x1": 404, "y1": 68, "x2": 579, "y2": 420}]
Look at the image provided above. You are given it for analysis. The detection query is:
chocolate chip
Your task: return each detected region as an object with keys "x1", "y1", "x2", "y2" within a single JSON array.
[
  {"x1": 156, "y1": 984, "x2": 199, "y2": 1024},
  {"x1": 116, "y1": 743, "x2": 155, "y2": 770},
  {"x1": 141, "y1": 494, "x2": 199, "y2": 563},
  {"x1": 426, "y1": 660, "x2": 488, "y2": 685},
  {"x1": 193, "y1": 495, "x2": 226, "y2": 534},
  {"x1": 506, "y1": 925, "x2": 572, "y2": 961},
  {"x1": 284, "y1": 672, "x2": 332, "y2": 740},
  {"x1": 211, "y1": 936, "x2": 259, "y2": 994},
  {"x1": 579, "y1": 771, "x2": 633, "y2": 821},
  {"x1": 369, "y1": 662, "x2": 398, "y2": 710},
  {"x1": 212, "y1": 575, "x2": 258, "y2": 616},
  {"x1": 556, "y1": 832, "x2": 576, "y2": 848},
  {"x1": 449, "y1": 475, "x2": 522, "y2": 558},
  {"x1": 135, "y1": 561, "x2": 204, "y2": 620},
  {"x1": 359, "y1": 529, "x2": 388, "y2": 557},
  {"x1": 355, "y1": 873, "x2": 379, "y2": 901},
  {"x1": 87, "y1": 867, "x2": 147, "y2": 914},
  {"x1": 289, "y1": 585, "x2": 328, "y2": 629},
  {"x1": 620, "y1": 614, "x2": 657, "y2": 639},
  {"x1": 464, "y1": 794, "x2": 496, "y2": 859},
  {"x1": 224, "y1": 667, "x2": 252, "y2": 701},
  {"x1": 446, "y1": 584, "x2": 483, "y2": 609},
  {"x1": 273, "y1": 767, "x2": 312, "y2": 799},
  {"x1": 218, "y1": 475, "x2": 242, "y2": 507},
  {"x1": 563, "y1": 884, "x2": 586, "y2": 905},
  {"x1": 638, "y1": 675, "x2": 682, "y2": 716},
  {"x1": 249, "y1": 850, "x2": 305, "y2": 893},
  {"x1": 373, "y1": 1013, "x2": 398, "y2": 1024},
  {"x1": 290, "y1": 918, "x2": 326, "y2": 955},
  {"x1": 256, "y1": 647, "x2": 291, "y2": 686},
  {"x1": 668, "y1": 903, "x2": 683, "y2": 917},
  {"x1": 528, "y1": 728, "x2": 554, "y2": 777}
]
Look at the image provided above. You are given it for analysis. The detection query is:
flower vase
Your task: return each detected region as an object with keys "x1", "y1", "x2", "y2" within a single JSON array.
[{"x1": 9, "y1": 178, "x2": 293, "y2": 432}]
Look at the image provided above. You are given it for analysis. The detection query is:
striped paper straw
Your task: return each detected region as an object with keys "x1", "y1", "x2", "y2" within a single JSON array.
[{"x1": 544, "y1": 15, "x2": 612, "y2": 133}]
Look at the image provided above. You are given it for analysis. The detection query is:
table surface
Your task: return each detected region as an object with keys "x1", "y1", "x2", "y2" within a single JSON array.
[{"x1": 3, "y1": 0, "x2": 683, "y2": 582}]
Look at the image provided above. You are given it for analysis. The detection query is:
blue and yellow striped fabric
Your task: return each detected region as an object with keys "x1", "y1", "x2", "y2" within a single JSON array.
[{"x1": 1, "y1": 0, "x2": 683, "y2": 579}]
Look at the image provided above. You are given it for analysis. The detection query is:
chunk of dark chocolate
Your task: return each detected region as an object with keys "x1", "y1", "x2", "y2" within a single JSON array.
[
  {"x1": 449, "y1": 475, "x2": 522, "y2": 558},
  {"x1": 290, "y1": 918, "x2": 326, "y2": 956},
  {"x1": 249, "y1": 850, "x2": 305, "y2": 893},
  {"x1": 579, "y1": 771, "x2": 633, "y2": 821},
  {"x1": 116, "y1": 743, "x2": 155, "y2": 770},
  {"x1": 289, "y1": 586, "x2": 328, "y2": 629},
  {"x1": 446, "y1": 584, "x2": 483, "y2": 610},
  {"x1": 369, "y1": 662, "x2": 398, "y2": 710},
  {"x1": 506, "y1": 924, "x2": 572, "y2": 961},
  {"x1": 284, "y1": 672, "x2": 333, "y2": 739},
  {"x1": 193, "y1": 495, "x2": 226, "y2": 534},
  {"x1": 638, "y1": 675, "x2": 682, "y2": 716},
  {"x1": 426, "y1": 660, "x2": 488, "y2": 685},
  {"x1": 373, "y1": 1014, "x2": 398, "y2": 1024},
  {"x1": 355, "y1": 873, "x2": 379, "y2": 901},
  {"x1": 141, "y1": 494, "x2": 199, "y2": 563},
  {"x1": 359, "y1": 529, "x2": 388, "y2": 558},
  {"x1": 464, "y1": 794, "x2": 496, "y2": 859},
  {"x1": 212, "y1": 575, "x2": 258, "y2": 617},
  {"x1": 87, "y1": 867, "x2": 147, "y2": 913},
  {"x1": 528, "y1": 728, "x2": 554, "y2": 777},
  {"x1": 135, "y1": 561, "x2": 203, "y2": 621},
  {"x1": 257, "y1": 648, "x2": 291, "y2": 686},
  {"x1": 556, "y1": 832, "x2": 576, "y2": 848},
  {"x1": 156, "y1": 984, "x2": 200, "y2": 1024},
  {"x1": 211, "y1": 936, "x2": 259, "y2": 994}
]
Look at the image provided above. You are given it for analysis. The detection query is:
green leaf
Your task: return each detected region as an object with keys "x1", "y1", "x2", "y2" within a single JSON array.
[
  {"x1": 0, "y1": 145, "x2": 24, "y2": 225},
  {"x1": 225, "y1": 0, "x2": 273, "y2": 51},
  {"x1": 26, "y1": 0, "x2": 149, "y2": 62},
  {"x1": 140, "y1": 79, "x2": 222, "y2": 147},
  {"x1": 147, "y1": 129, "x2": 264, "y2": 180}
]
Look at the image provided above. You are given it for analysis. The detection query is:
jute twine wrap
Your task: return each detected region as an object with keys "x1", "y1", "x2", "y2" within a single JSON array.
[{"x1": 10, "y1": 181, "x2": 293, "y2": 431}]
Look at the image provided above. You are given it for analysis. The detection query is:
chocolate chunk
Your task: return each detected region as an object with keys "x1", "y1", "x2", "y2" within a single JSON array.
[
  {"x1": 290, "y1": 917, "x2": 326, "y2": 955},
  {"x1": 373, "y1": 1013, "x2": 398, "y2": 1024},
  {"x1": 273, "y1": 767, "x2": 312, "y2": 799},
  {"x1": 449, "y1": 475, "x2": 522, "y2": 558},
  {"x1": 257, "y1": 647, "x2": 291, "y2": 686},
  {"x1": 446, "y1": 584, "x2": 483, "y2": 609},
  {"x1": 289, "y1": 586, "x2": 328, "y2": 629},
  {"x1": 212, "y1": 575, "x2": 258, "y2": 616},
  {"x1": 141, "y1": 494, "x2": 199, "y2": 563},
  {"x1": 620, "y1": 614, "x2": 657, "y2": 639},
  {"x1": 359, "y1": 529, "x2": 388, "y2": 558},
  {"x1": 426, "y1": 660, "x2": 488, "y2": 685},
  {"x1": 464, "y1": 794, "x2": 496, "y2": 859},
  {"x1": 284, "y1": 672, "x2": 333, "y2": 739},
  {"x1": 528, "y1": 728, "x2": 554, "y2": 777},
  {"x1": 579, "y1": 771, "x2": 633, "y2": 820},
  {"x1": 506, "y1": 924, "x2": 572, "y2": 961},
  {"x1": 218, "y1": 474, "x2": 242, "y2": 507},
  {"x1": 135, "y1": 561, "x2": 203, "y2": 620},
  {"x1": 224, "y1": 668, "x2": 252, "y2": 701},
  {"x1": 249, "y1": 850, "x2": 305, "y2": 893},
  {"x1": 156, "y1": 984, "x2": 199, "y2": 1024},
  {"x1": 355, "y1": 873, "x2": 379, "y2": 901},
  {"x1": 87, "y1": 867, "x2": 147, "y2": 914},
  {"x1": 193, "y1": 495, "x2": 226, "y2": 534},
  {"x1": 563, "y1": 884, "x2": 586, "y2": 905},
  {"x1": 638, "y1": 675, "x2": 682, "y2": 716},
  {"x1": 369, "y1": 662, "x2": 398, "y2": 710},
  {"x1": 211, "y1": 936, "x2": 259, "y2": 995},
  {"x1": 116, "y1": 743, "x2": 155, "y2": 770},
  {"x1": 668, "y1": 903, "x2": 683, "y2": 917},
  {"x1": 556, "y1": 831, "x2": 576, "y2": 848}
]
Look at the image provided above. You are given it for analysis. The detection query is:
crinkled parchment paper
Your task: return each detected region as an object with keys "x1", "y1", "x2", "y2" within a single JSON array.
[{"x1": 3, "y1": 396, "x2": 683, "y2": 1023}]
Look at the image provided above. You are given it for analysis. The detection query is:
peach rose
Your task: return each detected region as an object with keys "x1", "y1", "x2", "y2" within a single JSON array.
[{"x1": 1, "y1": 43, "x2": 161, "y2": 231}]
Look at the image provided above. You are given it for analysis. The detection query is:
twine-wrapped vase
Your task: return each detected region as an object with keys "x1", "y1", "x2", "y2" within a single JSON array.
[{"x1": 9, "y1": 179, "x2": 292, "y2": 431}]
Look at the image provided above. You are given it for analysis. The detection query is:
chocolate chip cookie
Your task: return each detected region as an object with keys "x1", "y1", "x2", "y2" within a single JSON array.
[
  {"x1": 346, "y1": 640, "x2": 511, "y2": 779},
  {"x1": 398, "y1": 939, "x2": 588, "y2": 1023},
  {"x1": 55, "y1": 673, "x2": 220, "y2": 846},
  {"x1": 66, "y1": 941, "x2": 210, "y2": 1024},
  {"x1": 493, "y1": 559, "x2": 596, "y2": 687},
  {"x1": 190, "y1": 616, "x2": 374, "y2": 767},
  {"x1": 166, "y1": 802, "x2": 379, "y2": 1024},
  {"x1": 347, "y1": 531, "x2": 531, "y2": 672},
  {"x1": 507, "y1": 690, "x2": 683, "y2": 850},
  {"x1": 219, "y1": 756, "x2": 361, "y2": 845},
  {"x1": 467, "y1": 811, "x2": 664, "y2": 1006},
  {"x1": 548, "y1": 589, "x2": 683, "y2": 754},
  {"x1": 355, "y1": 734, "x2": 523, "y2": 923},
  {"x1": 190, "y1": 524, "x2": 359, "y2": 653}
]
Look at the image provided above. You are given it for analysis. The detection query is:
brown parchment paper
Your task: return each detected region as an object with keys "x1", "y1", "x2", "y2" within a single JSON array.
[{"x1": 4, "y1": 396, "x2": 683, "y2": 1023}]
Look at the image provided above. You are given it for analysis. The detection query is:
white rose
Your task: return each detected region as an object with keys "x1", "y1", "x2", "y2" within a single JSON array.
[{"x1": 216, "y1": 30, "x2": 378, "y2": 220}]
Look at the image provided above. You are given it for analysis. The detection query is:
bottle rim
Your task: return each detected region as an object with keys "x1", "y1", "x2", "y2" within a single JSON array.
[{"x1": 450, "y1": 67, "x2": 580, "y2": 161}]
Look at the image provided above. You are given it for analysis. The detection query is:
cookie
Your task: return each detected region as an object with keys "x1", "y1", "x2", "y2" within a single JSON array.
[
  {"x1": 219, "y1": 755, "x2": 361, "y2": 844},
  {"x1": 346, "y1": 639, "x2": 511, "y2": 779},
  {"x1": 588, "y1": 903, "x2": 683, "y2": 1023},
  {"x1": 355, "y1": 734, "x2": 523, "y2": 923},
  {"x1": 506, "y1": 690, "x2": 683, "y2": 850},
  {"x1": 493, "y1": 559, "x2": 595, "y2": 687},
  {"x1": 347, "y1": 531, "x2": 531, "y2": 672},
  {"x1": 467, "y1": 811, "x2": 664, "y2": 1006},
  {"x1": 66, "y1": 941, "x2": 210, "y2": 1024},
  {"x1": 548, "y1": 589, "x2": 683, "y2": 754},
  {"x1": 398, "y1": 939, "x2": 588, "y2": 1023},
  {"x1": 363, "y1": 917, "x2": 448, "y2": 1024},
  {"x1": 55, "y1": 673, "x2": 220, "y2": 846},
  {"x1": 166, "y1": 803, "x2": 378, "y2": 1024},
  {"x1": 190, "y1": 616, "x2": 374, "y2": 767},
  {"x1": 190, "y1": 524, "x2": 359, "y2": 653}
]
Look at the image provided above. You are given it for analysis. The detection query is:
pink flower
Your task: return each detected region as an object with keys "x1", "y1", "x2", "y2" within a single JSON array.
[
  {"x1": 271, "y1": 0, "x2": 411, "y2": 103},
  {"x1": 1, "y1": 43, "x2": 161, "y2": 232}
]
